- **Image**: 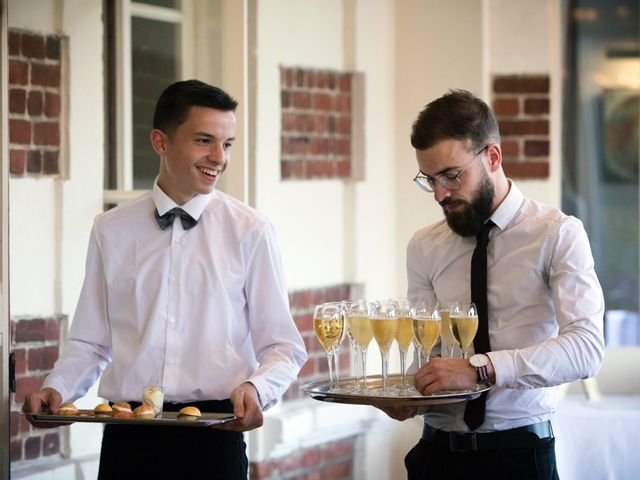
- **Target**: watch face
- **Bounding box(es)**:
[470,353,489,368]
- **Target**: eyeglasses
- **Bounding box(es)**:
[413,145,488,193]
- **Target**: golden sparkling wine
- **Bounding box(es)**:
[348,316,374,349]
[370,317,398,354]
[439,310,456,346]
[413,317,442,353]
[395,316,414,352]
[314,315,344,353]
[450,315,479,349]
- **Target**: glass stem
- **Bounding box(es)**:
[381,352,390,392]
[333,349,340,383]
[352,345,361,385]
[327,353,335,390]
[361,348,368,390]
[399,349,407,390]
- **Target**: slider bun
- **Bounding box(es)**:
[133,404,156,419]
[111,402,132,413]
[93,403,113,416]
[178,406,201,420]
[56,402,79,416]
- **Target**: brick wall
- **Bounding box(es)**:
[9,316,67,463]
[250,436,356,480]
[280,67,353,179]
[492,74,550,179]
[8,29,65,176]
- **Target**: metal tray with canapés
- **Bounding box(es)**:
[301,374,491,407]
[24,411,236,427]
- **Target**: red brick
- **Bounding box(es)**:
[30,63,61,88]
[307,70,317,88]
[24,435,41,460]
[337,116,351,135]
[10,411,21,437]
[14,375,45,404]
[42,432,60,456]
[9,88,26,113]
[8,30,20,56]
[493,97,519,116]
[290,290,312,310]
[45,318,61,341]
[28,345,59,371]
[9,60,29,85]
[499,119,548,136]
[20,414,31,433]
[313,115,328,134]
[33,122,60,146]
[44,92,61,117]
[501,140,519,157]
[335,138,351,156]
[282,68,293,88]
[294,312,313,331]
[13,348,27,375]
[28,90,44,116]
[339,74,352,93]
[524,140,550,157]
[289,136,310,155]
[296,69,306,87]
[321,459,353,478]
[292,91,311,109]
[27,150,42,173]
[313,93,332,111]
[316,72,327,89]
[335,160,351,177]
[15,319,46,343]
[303,335,323,356]
[502,161,549,178]
[493,75,549,94]
[327,117,336,133]
[21,33,45,59]
[10,149,26,175]
[44,151,60,175]
[311,137,329,156]
[335,94,351,113]
[524,97,550,115]
[46,36,61,60]
[251,460,279,479]
[298,358,316,377]
[307,160,334,178]
[9,119,31,144]
[327,73,337,90]
[10,439,22,462]
[282,113,296,131]
[281,91,291,108]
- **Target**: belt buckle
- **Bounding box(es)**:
[448,433,478,452]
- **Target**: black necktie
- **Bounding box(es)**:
[154,208,198,231]
[464,220,495,430]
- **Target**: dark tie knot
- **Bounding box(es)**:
[476,220,495,245]
[154,208,199,231]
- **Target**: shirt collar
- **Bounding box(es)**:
[488,179,523,231]
[152,181,214,221]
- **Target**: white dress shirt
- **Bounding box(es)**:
[407,181,605,432]
[44,183,307,410]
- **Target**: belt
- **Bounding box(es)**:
[422,421,554,452]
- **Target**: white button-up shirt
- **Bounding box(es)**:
[407,181,605,431]
[44,184,307,410]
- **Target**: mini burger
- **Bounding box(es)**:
[111,402,133,418]
[56,403,79,416]
[94,403,113,417]
[177,406,201,421]
[133,404,156,419]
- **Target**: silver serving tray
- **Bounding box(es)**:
[24,410,235,427]
[301,375,491,407]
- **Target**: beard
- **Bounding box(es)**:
[440,169,495,237]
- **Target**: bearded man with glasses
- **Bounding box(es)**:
[381,90,605,480]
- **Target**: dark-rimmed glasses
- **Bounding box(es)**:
[413,145,488,193]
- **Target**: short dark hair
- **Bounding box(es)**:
[410,89,500,152]
[153,80,238,135]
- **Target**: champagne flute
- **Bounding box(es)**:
[313,302,345,390]
[369,299,398,394]
[449,302,479,359]
[345,299,373,391]
[412,301,441,366]
[439,306,458,358]
[393,297,414,393]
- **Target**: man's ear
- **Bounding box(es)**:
[486,143,502,173]
[150,129,168,155]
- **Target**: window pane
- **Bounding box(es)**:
[134,0,180,9]
[131,17,181,190]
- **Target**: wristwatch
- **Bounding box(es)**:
[469,353,490,383]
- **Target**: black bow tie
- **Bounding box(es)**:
[154,208,198,231]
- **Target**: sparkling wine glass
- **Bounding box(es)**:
[449,302,479,359]
[345,299,373,391]
[313,302,345,390]
[393,297,414,393]
[369,299,398,394]
[438,305,458,358]
[412,301,441,367]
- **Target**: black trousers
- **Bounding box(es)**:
[405,432,559,480]
[97,400,247,480]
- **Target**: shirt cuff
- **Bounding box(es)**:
[486,350,517,388]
